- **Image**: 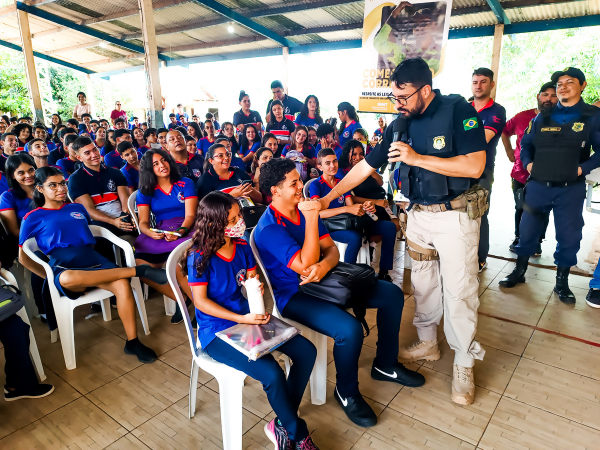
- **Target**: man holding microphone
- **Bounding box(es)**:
[319,57,488,405]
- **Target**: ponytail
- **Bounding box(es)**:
[337,102,359,136]
[32,166,64,208]
[239,90,248,102]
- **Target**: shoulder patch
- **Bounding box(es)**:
[463,118,478,130]
[526,120,533,134]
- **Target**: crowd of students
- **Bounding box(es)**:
[0,82,406,449]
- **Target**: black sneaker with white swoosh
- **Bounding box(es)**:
[334,386,377,428]
[371,362,426,387]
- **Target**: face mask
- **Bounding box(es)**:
[224,218,246,238]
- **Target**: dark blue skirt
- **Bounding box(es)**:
[47,245,118,299]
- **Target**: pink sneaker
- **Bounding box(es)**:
[296,435,320,449]
[264,418,292,450]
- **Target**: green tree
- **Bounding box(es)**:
[0,49,31,116]
[47,66,86,119]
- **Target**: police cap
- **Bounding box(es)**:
[551,67,585,85]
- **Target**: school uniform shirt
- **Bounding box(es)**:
[266,119,296,146]
[176,112,189,123]
[373,127,385,138]
[233,109,262,127]
[254,205,330,311]
[56,158,77,179]
[281,144,316,159]
[0,172,8,196]
[18,203,95,255]
[0,189,31,223]
[196,166,252,199]
[239,142,260,160]
[175,153,204,184]
[0,153,8,173]
[187,239,256,348]
[315,142,343,159]
[266,95,303,121]
[136,177,196,222]
[309,176,350,209]
[471,99,506,170]
[294,115,323,129]
[197,137,216,155]
[48,147,66,166]
[121,163,139,190]
[68,165,127,218]
[104,150,126,169]
[339,121,362,147]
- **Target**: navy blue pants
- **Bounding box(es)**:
[516,180,586,267]
[478,168,493,264]
[204,334,316,441]
[329,220,397,270]
[283,279,403,398]
[0,314,39,390]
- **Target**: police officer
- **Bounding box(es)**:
[500,67,600,304]
[319,58,488,406]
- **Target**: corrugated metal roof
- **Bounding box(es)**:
[0,0,598,74]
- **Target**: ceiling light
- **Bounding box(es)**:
[227,23,234,33]
[99,42,107,48]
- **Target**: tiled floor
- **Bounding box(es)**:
[2,252,600,450]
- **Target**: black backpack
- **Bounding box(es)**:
[0,284,24,322]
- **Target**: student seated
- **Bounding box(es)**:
[214,137,245,172]
[105,129,134,169]
[251,147,273,193]
[118,141,140,194]
[165,130,204,184]
[184,135,197,155]
[134,149,197,325]
[254,158,424,427]
[182,191,319,449]
[196,120,217,156]
[310,148,398,281]
[18,167,163,363]
[196,143,262,203]
[238,124,261,171]
[55,133,80,178]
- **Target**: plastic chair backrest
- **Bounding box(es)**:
[303,178,316,198]
[165,240,200,356]
[22,238,63,301]
[0,214,9,235]
[249,228,279,316]
[127,190,141,234]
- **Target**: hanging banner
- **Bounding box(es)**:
[359,0,453,113]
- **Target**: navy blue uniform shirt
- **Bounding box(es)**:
[472,99,506,170]
[520,99,600,176]
[266,95,303,121]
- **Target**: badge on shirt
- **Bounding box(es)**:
[236,269,247,286]
[432,136,445,150]
[177,192,184,203]
[193,169,201,178]
[343,130,350,138]
[70,212,86,220]
[572,122,584,132]
[541,127,561,132]
[107,179,116,191]
[463,118,478,130]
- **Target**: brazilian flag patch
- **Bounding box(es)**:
[463,118,478,130]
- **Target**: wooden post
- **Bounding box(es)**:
[282,46,290,93]
[490,24,504,100]
[138,0,164,128]
[16,9,44,122]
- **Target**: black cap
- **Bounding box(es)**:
[551,67,585,84]
[316,123,334,138]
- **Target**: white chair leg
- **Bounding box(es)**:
[189,360,199,419]
[309,332,328,406]
[100,297,112,322]
[15,307,46,382]
[164,296,176,316]
[50,328,58,343]
[357,243,370,265]
[404,242,412,269]
[219,374,244,450]
[143,283,149,300]
[113,245,123,267]
[334,241,348,263]
[55,304,77,370]
[131,278,150,335]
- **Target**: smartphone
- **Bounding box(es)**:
[150,228,181,237]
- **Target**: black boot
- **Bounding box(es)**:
[499,255,528,288]
[554,266,575,304]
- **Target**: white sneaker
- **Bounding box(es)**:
[452,364,475,405]
[398,339,440,363]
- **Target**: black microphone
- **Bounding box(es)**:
[389,117,408,172]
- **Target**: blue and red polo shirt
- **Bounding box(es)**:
[472,99,506,170]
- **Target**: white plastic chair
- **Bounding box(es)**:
[128,190,177,316]
[165,241,247,450]
[0,268,46,381]
[21,225,150,370]
[250,229,327,405]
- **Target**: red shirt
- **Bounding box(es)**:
[503,108,537,184]
[110,109,127,121]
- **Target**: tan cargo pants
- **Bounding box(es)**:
[406,208,485,367]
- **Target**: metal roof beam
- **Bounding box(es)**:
[14,2,172,61]
[189,0,296,47]
[451,0,583,17]
[284,22,362,36]
[0,37,95,74]
[85,54,145,67]
[81,0,189,26]
[485,0,511,24]
[46,40,104,55]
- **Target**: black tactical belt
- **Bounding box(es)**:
[531,178,584,188]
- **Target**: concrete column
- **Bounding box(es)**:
[490,24,504,100]
[282,46,290,93]
[138,0,164,128]
[16,9,44,122]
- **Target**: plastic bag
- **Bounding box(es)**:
[215,316,299,361]
[286,150,308,180]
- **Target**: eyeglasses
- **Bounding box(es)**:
[45,181,68,191]
[387,85,425,106]
[212,152,232,160]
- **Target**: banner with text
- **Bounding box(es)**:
[359,0,453,113]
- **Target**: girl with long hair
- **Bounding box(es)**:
[187,121,204,145]
[261,132,278,155]
[13,123,32,148]
[132,127,149,153]
[50,114,62,137]
[281,125,317,168]
[18,166,162,362]
[337,101,362,147]
[295,95,323,129]
[233,91,263,133]
[251,147,273,204]
[265,100,296,157]
[238,123,261,169]
[181,191,319,449]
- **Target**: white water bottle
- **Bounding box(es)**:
[245,277,265,315]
